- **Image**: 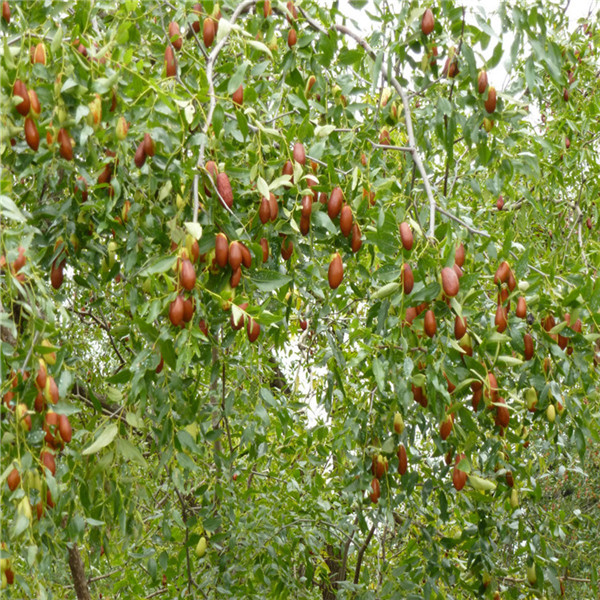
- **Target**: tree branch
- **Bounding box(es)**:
[68,543,91,600]
[353,521,377,584]
[302,15,438,239]
[192,0,258,223]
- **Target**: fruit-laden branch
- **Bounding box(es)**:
[302,10,578,289]
[67,543,91,600]
[299,8,438,239]
[191,0,258,223]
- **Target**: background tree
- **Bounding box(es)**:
[1,0,599,598]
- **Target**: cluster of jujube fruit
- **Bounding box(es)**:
[2,341,73,587]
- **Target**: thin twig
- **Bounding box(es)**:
[369,140,413,153]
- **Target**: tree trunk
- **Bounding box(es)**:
[68,543,91,600]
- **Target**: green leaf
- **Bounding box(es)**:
[247,40,273,60]
[257,176,270,199]
[213,103,224,138]
[250,270,292,292]
[0,195,27,222]
[372,282,400,300]
[227,61,249,95]
[141,256,177,276]
[185,222,203,240]
[51,26,63,54]
[116,438,147,467]
[82,424,118,455]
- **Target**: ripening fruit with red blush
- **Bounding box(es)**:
[369,477,380,503]
[397,444,408,475]
[215,233,229,267]
[282,160,293,177]
[25,118,40,151]
[440,414,453,440]
[134,141,146,168]
[228,242,243,271]
[402,263,414,295]
[455,242,465,267]
[260,238,269,263]
[32,43,46,66]
[477,70,488,94]
[58,128,73,160]
[328,253,343,289]
[7,468,20,491]
[231,302,248,331]
[281,237,293,261]
[351,223,362,253]
[216,172,233,208]
[58,414,72,443]
[246,317,260,343]
[13,80,30,116]
[495,303,508,332]
[144,133,155,157]
[203,17,215,48]
[495,397,510,428]
[516,296,526,318]
[452,454,467,491]
[424,309,436,337]
[339,205,353,236]
[179,259,196,291]
[288,28,297,48]
[168,21,182,50]
[293,142,306,165]
[494,261,510,285]
[421,8,434,35]
[328,187,343,219]
[441,267,459,297]
[399,222,413,251]
[269,193,278,221]
[50,260,65,289]
[299,215,310,236]
[28,89,41,118]
[484,372,499,404]
[169,295,184,327]
[41,450,56,476]
[232,85,243,107]
[454,315,467,339]
[259,197,271,224]
[165,45,177,77]
[484,86,497,113]
[301,195,313,218]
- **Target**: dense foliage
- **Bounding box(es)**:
[1,0,599,598]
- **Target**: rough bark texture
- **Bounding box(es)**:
[68,543,91,600]
[321,543,346,600]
